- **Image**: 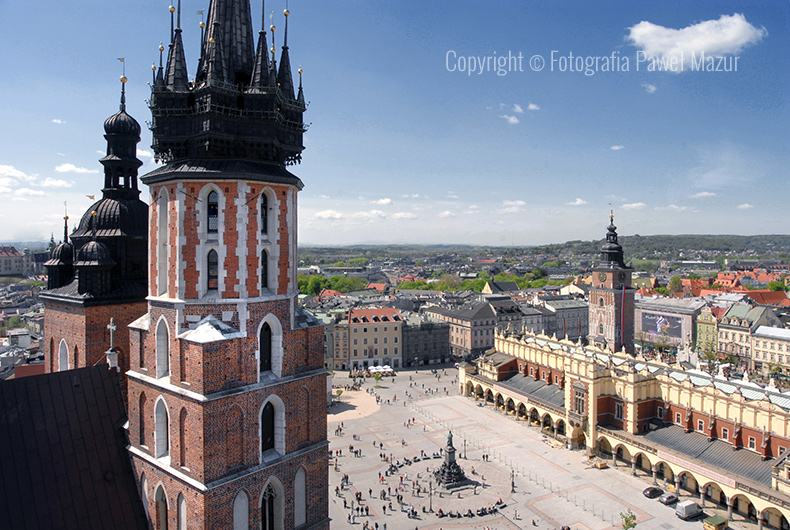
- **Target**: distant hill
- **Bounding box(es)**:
[298,234,790,263]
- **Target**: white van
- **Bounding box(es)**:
[675,499,703,520]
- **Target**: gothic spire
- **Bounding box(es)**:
[296,65,305,106]
[599,209,627,269]
[277,7,295,99]
[199,0,255,84]
[250,0,271,88]
[165,1,189,89]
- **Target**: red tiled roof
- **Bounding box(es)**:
[367,283,387,291]
[0,246,21,257]
[349,307,402,324]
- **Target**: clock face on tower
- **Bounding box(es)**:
[598,272,607,282]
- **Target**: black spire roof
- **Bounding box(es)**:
[148,0,306,167]
[45,80,148,303]
[598,211,628,269]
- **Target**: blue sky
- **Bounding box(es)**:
[0,1,787,246]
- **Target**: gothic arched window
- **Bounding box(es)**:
[207,191,219,233]
[260,323,272,373]
[261,250,269,291]
[155,398,170,459]
[156,319,170,379]
[207,250,219,291]
[260,402,275,453]
[260,194,268,235]
[139,393,147,446]
[261,483,276,530]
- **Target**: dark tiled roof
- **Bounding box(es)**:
[41,279,147,304]
[642,424,775,486]
[142,158,304,189]
[0,367,148,530]
[497,373,565,409]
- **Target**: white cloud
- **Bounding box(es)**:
[352,210,386,220]
[314,210,344,220]
[52,119,65,124]
[528,103,540,111]
[137,149,153,158]
[642,84,657,94]
[40,177,73,188]
[15,188,46,197]
[566,198,587,206]
[500,200,526,214]
[689,191,716,199]
[315,194,331,199]
[500,115,519,125]
[655,204,690,211]
[610,145,625,151]
[468,205,479,210]
[438,211,455,218]
[392,212,416,220]
[372,198,392,205]
[0,165,34,184]
[737,203,754,209]
[513,104,524,114]
[627,13,767,70]
[0,186,11,194]
[55,163,99,174]
[447,193,460,199]
[622,202,646,210]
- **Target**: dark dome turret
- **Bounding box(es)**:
[104,109,142,137]
[599,211,627,269]
[75,240,115,267]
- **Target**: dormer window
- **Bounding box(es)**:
[207,191,219,233]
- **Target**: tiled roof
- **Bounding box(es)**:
[642,424,774,486]
[0,246,22,257]
[349,307,402,324]
[0,366,148,530]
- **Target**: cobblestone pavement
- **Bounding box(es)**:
[328,365,761,530]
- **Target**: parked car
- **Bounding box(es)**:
[659,492,678,505]
[643,486,663,499]
[675,499,704,520]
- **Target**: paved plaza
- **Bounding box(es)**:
[328,365,762,529]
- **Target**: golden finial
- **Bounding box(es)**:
[298,66,303,75]
[270,24,276,32]
[270,45,275,54]
[92,210,98,217]
[200,21,205,29]
[120,75,128,83]
[152,63,157,71]
[284,9,290,17]
[159,42,165,52]
[209,36,215,44]
[169,5,175,13]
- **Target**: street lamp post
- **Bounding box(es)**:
[463,438,467,459]
[511,469,516,493]
[429,480,433,512]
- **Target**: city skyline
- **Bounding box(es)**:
[0,1,787,246]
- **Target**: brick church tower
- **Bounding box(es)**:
[588,211,635,355]
[127,1,328,529]
[42,78,149,397]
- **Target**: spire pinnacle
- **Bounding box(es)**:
[283,6,289,48]
[169,4,176,43]
[119,75,127,112]
[176,0,181,30]
[63,202,69,243]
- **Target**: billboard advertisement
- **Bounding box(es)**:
[641,312,683,338]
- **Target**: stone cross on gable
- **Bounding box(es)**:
[107,318,117,350]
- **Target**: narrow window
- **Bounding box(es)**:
[139,393,147,446]
[294,469,306,526]
[261,250,269,290]
[207,191,219,233]
[260,195,268,234]
[260,323,272,373]
[156,320,170,378]
[155,399,170,458]
[233,491,250,530]
[261,483,276,530]
[179,408,188,468]
[207,250,218,291]
[261,402,275,453]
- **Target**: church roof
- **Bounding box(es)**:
[0,367,148,530]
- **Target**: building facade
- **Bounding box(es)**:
[126,2,328,529]
[402,312,450,366]
[0,247,33,276]
[343,307,402,370]
[424,301,497,361]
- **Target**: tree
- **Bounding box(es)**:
[667,275,683,294]
[620,508,637,529]
[700,349,718,374]
[332,261,345,268]
[768,280,788,292]
[348,257,369,267]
